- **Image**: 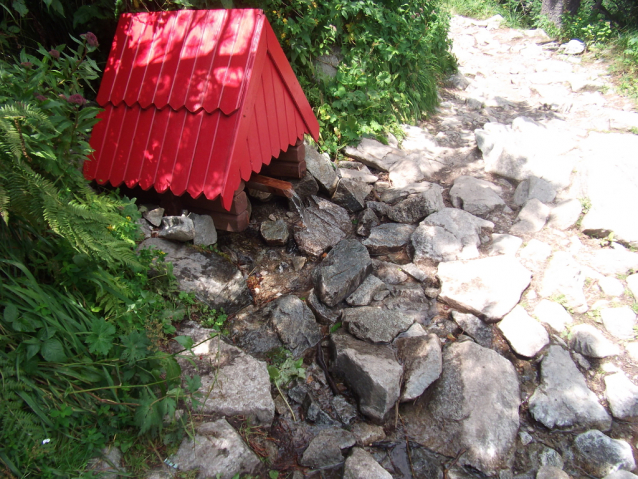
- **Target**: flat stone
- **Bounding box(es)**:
[338,167,378,184]
[343,447,393,479]
[387,189,445,224]
[584,248,638,277]
[260,219,289,246]
[518,239,552,272]
[379,182,441,205]
[357,208,380,236]
[300,427,356,469]
[573,430,635,478]
[140,238,250,314]
[529,346,612,430]
[372,259,409,284]
[307,289,342,324]
[399,263,429,282]
[294,196,352,256]
[332,178,373,213]
[547,199,582,230]
[513,176,556,206]
[489,234,523,256]
[188,213,217,246]
[438,255,532,322]
[346,275,387,306]
[173,323,275,426]
[305,145,339,194]
[570,323,621,358]
[451,311,493,348]
[450,176,505,217]
[363,223,416,255]
[540,252,588,313]
[601,306,636,339]
[351,422,386,446]
[330,332,403,422]
[343,138,404,172]
[498,305,549,358]
[605,372,638,419]
[143,206,164,227]
[510,198,550,235]
[403,341,520,475]
[343,307,413,343]
[396,333,442,401]
[263,295,321,358]
[170,419,262,478]
[599,277,625,297]
[536,466,569,479]
[159,215,195,242]
[388,152,444,187]
[313,239,372,307]
[533,300,573,333]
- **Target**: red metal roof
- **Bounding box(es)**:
[84,9,319,210]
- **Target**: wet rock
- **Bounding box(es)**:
[372,259,409,284]
[344,138,404,172]
[498,305,549,358]
[140,238,250,314]
[396,333,442,401]
[173,323,275,426]
[260,219,289,246]
[332,178,373,213]
[533,300,573,333]
[475,117,578,189]
[547,199,582,230]
[264,295,321,358]
[344,447,393,479]
[357,208,380,236]
[189,213,217,246]
[510,199,551,235]
[605,372,638,419]
[294,196,352,256]
[313,239,372,307]
[529,346,611,431]
[304,393,340,425]
[159,215,195,242]
[490,234,523,256]
[411,208,494,263]
[536,466,569,479]
[451,311,493,348]
[387,188,445,224]
[351,423,386,446]
[513,176,556,206]
[300,427,356,468]
[438,255,532,322]
[450,176,505,217]
[144,206,164,227]
[289,171,320,199]
[170,419,262,479]
[601,306,636,339]
[363,223,416,255]
[403,341,520,475]
[332,395,358,424]
[330,331,403,422]
[573,430,635,478]
[540,252,588,313]
[346,275,387,306]
[307,289,342,324]
[570,324,620,358]
[344,307,413,343]
[306,145,339,195]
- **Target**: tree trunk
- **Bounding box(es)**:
[541,0,582,27]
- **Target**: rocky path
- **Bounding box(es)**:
[95,15,638,479]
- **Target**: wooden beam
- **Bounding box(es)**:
[246,174,294,198]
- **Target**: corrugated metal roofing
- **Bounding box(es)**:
[84,9,319,210]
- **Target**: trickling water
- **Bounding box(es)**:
[289,190,308,227]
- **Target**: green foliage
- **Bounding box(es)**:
[264,0,456,154]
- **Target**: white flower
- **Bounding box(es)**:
[42,438,51,445]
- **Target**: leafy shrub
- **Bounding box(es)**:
[264,0,456,153]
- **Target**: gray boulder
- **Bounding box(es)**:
[547,199,582,230]
[379,182,441,205]
[137,218,152,239]
[330,332,403,422]
[260,219,289,246]
[540,252,588,313]
[143,206,164,227]
[497,305,549,358]
[357,208,380,237]
[344,448,393,479]
[305,145,338,194]
[170,419,262,479]
[570,323,620,358]
[372,259,409,284]
[489,234,523,256]
[289,171,320,199]
[300,427,356,469]
[189,213,217,246]
[451,311,493,348]
[533,300,573,333]
[159,215,195,242]
[140,238,250,314]
[343,138,404,172]
[573,430,636,478]
[450,176,505,217]
[173,323,275,426]
[510,198,551,235]
[529,346,611,430]
[396,333,442,401]
[294,196,352,256]
[332,178,373,213]
[307,289,342,324]
[605,372,638,419]
[513,176,556,206]
[403,341,520,475]
[346,275,387,306]
[338,167,378,184]
[263,295,321,358]
[601,306,636,340]
[313,239,372,307]
[438,255,531,322]
[387,188,445,223]
[343,307,414,343]
[363,223,416,255]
